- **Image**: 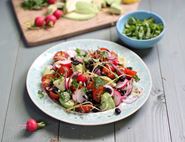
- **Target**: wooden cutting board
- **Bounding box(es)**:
[12,0,139,46]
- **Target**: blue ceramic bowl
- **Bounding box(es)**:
[116,10,166,49]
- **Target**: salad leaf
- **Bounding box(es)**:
[99,50,108,58]
[75,48,87,57]
[22,0,47,10]
[100,92,115,111]
[60,92,71,102]
[37,90,46,98]
[123,17,164,40]
[71,79,79,89]
[133,75,140,82]
[93,76,106,88]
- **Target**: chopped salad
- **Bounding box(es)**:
[40,47,142,113]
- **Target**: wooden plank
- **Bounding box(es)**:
[1,41,63,142]
[150,0,185,141]
[114,0,171,141]
[12,0,139,46]
[0,0,20,141]
[58,29,115,142]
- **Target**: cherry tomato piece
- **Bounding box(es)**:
[124,68,137,77]
[92,86,104,102]
[77,104,93,113]
[49,91,60,100]
[53,51,69,61]
[58,66,72,77]
[41,74,55,89]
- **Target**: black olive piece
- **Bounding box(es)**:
[120,90,126,96]
[85,63,94,71]
[49,81,53,87]
[118,75,126,82]
[83,95,88,100]
[71,57,82,65]
[86,90,93,97]
[70,57,75,61]
[104,87,112,94]
[86,90,93,95]
[92,108,100,112]
[88,59,94,64]
[52,86,59,93]
[127,67,133,70]
[72,60,81,65]
[115,108,121,115]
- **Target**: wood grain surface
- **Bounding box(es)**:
[12,0,139,46]
[151,0,185,141]
[0,0,20,140]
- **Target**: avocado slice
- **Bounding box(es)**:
[64,12,96,21]
[109,3,123,15]
[100,92,115,111]
[53,78,65,91]
[43,66,55,75]
[59,99,75,109]
[76,1,99,14]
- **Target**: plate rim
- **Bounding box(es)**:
[26,39,152,126]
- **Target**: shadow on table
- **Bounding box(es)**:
[116,39,154,60]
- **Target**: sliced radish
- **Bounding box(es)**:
[116,79,129,89]
[111,64,123,75]
[113,90,122,106]
[108,52,116,60]
[95,69,101,75]
[72,89,86,103]
[64,77,69,90]
[67,77,72,89]
[66,50,77,57]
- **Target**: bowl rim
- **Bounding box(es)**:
[116,10,166,42]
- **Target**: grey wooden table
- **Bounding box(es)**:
[1,0,185,141]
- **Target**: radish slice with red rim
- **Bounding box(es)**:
[116,79,129,89]
[108,52,116,60]
[72,89,86,103]
[113,90,122,106]
[66,50,77,57]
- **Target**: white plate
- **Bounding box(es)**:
[26,39,152,126]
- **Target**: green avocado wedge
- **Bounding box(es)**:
[76,1,99,14]
[100,92,115,111]
[59,99,75,109]
[64,12,96,21]
[108,3,123,15]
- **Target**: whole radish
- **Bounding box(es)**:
[26,118,46,132]
[45,15,57,27]
[53,10,63,19]
[35,16,45,27]
[47,0,56,4]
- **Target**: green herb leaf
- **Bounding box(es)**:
[133,75,140,82]
[75,48,87,57]
[22,0,47,10]
[123,17,164,40]
[93,76,106,88]
[71,79,79,89]
[37,90,45,98]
